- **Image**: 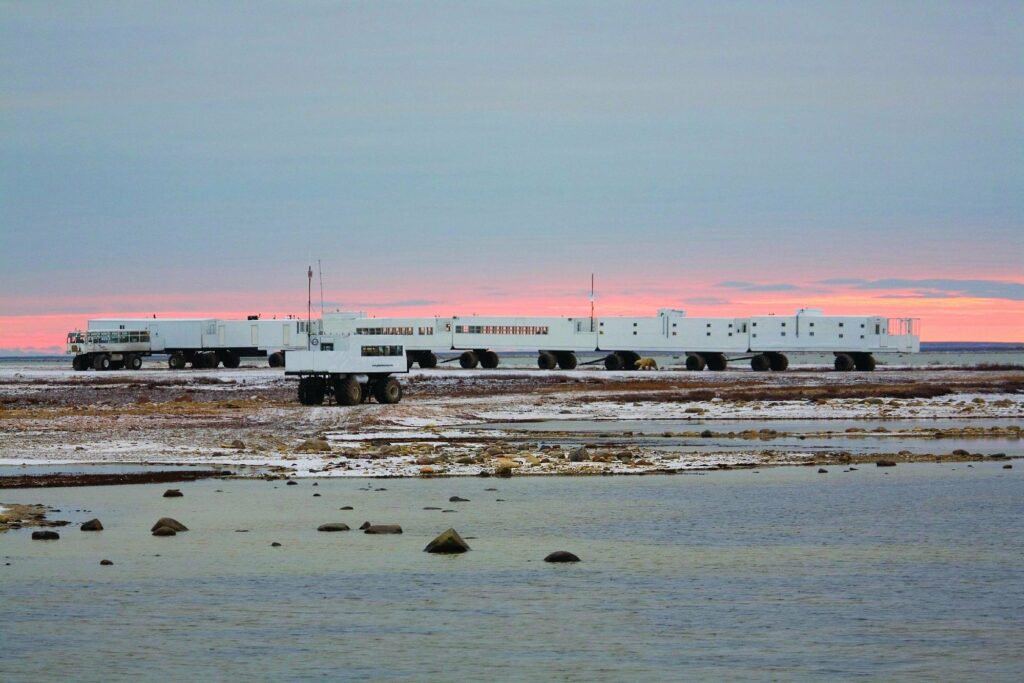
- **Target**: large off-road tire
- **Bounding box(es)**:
[168,352,186,370]
[459,351,479,369]
[127,354,143,371]
[298,377,325,405]
[604,353,623,371]
[686,354,706,371]
[854,353,876,372]
[538,351,557,370]
[92,354,110,371]
[72,355,88,371]
[334,376,362,406]
[419,351,438,369]
[556,352,577,370]
[373,377,403,404]
[706,353,727,371]
[618,351,640,371]
[222,351,241,369]
[268,351,284,368]
[206,352,220,369]
[768,352,789,372]
[480,350,500,369]
[750,354,770,372]
[834,353,855,372]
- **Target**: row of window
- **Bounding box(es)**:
[360,345,404,357]
[71,331,151,344]
[356,327,415,336]
[454,325,550,335]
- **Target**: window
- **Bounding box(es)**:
[361,345,403,357]
[320,343,334,351]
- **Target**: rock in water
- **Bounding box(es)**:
[1003,464,1012,469]
[876,460,897,467]
[359,521,371,530]
[163,489,183,498]
[271,542,282,547]
[544,551,580,563]
[818,468,828,474]
[31,530,60,540]
[150,517,188,532]
[286,480,298,486]
[339,506,354,510]
[317,523,350,532]
[364,524,403,535]
[424,528,471,554]
[449,496,470,502]
[568,447,589,462]
[81,518,104,531]
[152,526,177,537]
[494,466,513,478]
[100,559,113,566]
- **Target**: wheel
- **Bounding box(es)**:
[168,352,186,370]
[618,351,640,371]
[373,377,403,404]
[854,353,876,371]
[556,352,577,370]
[420,351,438,369]
[268,352,284,368]
[538,351,557,370]
[109,360,125,370]
[191,353,206,369]
[768,353,789,372]
[222,351,241,369]
[93,354,110,371]
[459,351,479,369]
[480,350,499,369]
[706,353,727,371]
[206,353,220,369]
[297,377,325,405]
[834,353,855,372]
[126,354,143,370]
[603,353,623,371]
[334,376,362,406]
[686,354,706,371]
[72,355,88,371]
[750,354,770,372]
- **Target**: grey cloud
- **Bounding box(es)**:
[831,278,1024,301]
[717,281,799,292]
[685,297,732,306]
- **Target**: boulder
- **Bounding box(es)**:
[424,528,471,554]
[152,526,177,537]
[271,542,282,547]
[296,438,331,453]
[449,496,470,502]
[1003,464,1013,469]
[31,530,60,540]
[493,466,513,478]
[544,551,580,563]
[313,493,321,497]
[364,524,403,535]
[80,518,104,531]
[286,480,298,486]
[317,523,350,532]
[423,506,441,510]
[163,489,183,498]
[568,447,589,462]
[150,517,188,532]
[100,559,113,566]
[339,505,354,510]
[359,521,371,530]
[875,460,897,468]
[818,468,828,474]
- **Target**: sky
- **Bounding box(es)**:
[1,1,1022,352]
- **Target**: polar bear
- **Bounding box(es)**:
[635,357,658,371]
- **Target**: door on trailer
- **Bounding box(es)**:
[250,325,259,346]
[282,324,290,346]
[218,325,226,346]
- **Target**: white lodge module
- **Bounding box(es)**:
[285,335,408,406]
[323,308,920,372]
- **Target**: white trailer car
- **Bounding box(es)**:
[87,317,313,369]
[66,329,152,371]
[285,334,408,406]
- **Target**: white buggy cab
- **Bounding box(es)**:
[285,335,409,406]
[66,329,152,371]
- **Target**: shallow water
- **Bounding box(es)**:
[2,463,1021,681]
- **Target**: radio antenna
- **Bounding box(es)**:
[318,259,324,317]
[590,273,595,332]
[307,264,313,350]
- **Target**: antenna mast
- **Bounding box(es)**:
[318,259,324,316]
[590,273,595,332]
[307,264,313,350]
